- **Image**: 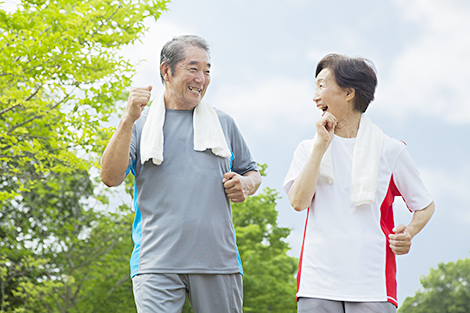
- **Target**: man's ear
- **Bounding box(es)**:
[160,62,171,82]
[345,88,355,102]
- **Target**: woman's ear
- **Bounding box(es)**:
[345,88,355,102]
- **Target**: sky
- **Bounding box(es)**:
[4,0,470,307]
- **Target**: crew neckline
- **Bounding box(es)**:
[334,134,357,141]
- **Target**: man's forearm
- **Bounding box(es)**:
[100,116,134,187]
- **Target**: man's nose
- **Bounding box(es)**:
[194,71,205,84]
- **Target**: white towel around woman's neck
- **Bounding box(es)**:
[316,114,384,206]
[140,92,231,165]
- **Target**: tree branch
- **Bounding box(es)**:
[7,114,44,133]
[0,103,21,116]
[0,84,43,117]
[25,84,43,101]
[106,274,129,298]
[38,294,53,313]
[7,91,72,133]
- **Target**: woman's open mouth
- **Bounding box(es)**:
[318,105,328,112]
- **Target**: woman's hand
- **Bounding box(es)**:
[315,112,337,148]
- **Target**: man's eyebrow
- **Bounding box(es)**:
[188,60,211,67]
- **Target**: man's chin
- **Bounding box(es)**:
[188,97,203,106]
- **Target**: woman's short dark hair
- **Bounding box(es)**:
[160,35,210,83]
[315,54,377,113]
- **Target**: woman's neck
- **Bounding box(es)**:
[334,111,362,138]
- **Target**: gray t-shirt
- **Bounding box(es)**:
[127,107,257,277]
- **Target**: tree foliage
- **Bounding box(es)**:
[399,258,470,313]
[0,0,168,203]
[0,0,167,311]
[0,168,138,312]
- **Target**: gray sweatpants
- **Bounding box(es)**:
[132,273,243,313]
[298,297,397,313]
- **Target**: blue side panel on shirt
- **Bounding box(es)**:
[128,160,142,278]
[229,149,244,275]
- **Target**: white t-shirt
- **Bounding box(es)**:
[284,134,433,306]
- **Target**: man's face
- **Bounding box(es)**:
[164,45,211,110]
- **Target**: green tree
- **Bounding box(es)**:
[0,169,137,312]
[399,258,470,313]
[0,0,168,203]
[0,0,167,311]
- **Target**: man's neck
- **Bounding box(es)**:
[164,91,198,110]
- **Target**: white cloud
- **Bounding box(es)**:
[1,0,20,13]
[378,0,470,123]
[418,165,470,225]
[210,75,321,135]
[420,166,470,203]
[306,48,334,65]
[282,0,311,6]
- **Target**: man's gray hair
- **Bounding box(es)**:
[160,35,210,83]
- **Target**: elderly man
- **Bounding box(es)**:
[101,35,261,313]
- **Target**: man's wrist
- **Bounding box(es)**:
[120,112,137,128]
[243,175,257,196]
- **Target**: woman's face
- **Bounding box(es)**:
[314,68,350,118]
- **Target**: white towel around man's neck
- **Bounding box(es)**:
[140,92,231,165]
[316,114,384,206]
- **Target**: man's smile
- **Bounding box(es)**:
[188,86,202,94]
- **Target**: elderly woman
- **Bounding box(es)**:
[284,54,435,313]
